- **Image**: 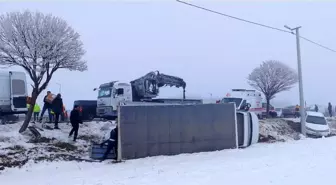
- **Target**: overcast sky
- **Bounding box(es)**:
[1,1,335,108]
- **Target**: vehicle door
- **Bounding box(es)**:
[10,72,27,112]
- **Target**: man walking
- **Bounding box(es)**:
[51,94,63,129]
[100,126,118,161]
[39,91,53,123]
[69,105,83,142]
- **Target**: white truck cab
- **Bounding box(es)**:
[236,110,259,148]
[96,81,133,119]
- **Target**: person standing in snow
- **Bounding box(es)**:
[33,103,41,122]
[328,102,333,117]
[314,104,319,112]
[39,91,53,123]
[100,126,118,161]
[295,105,300,118]
[51,94,63,129]
[69,105,83,142]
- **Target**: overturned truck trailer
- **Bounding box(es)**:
[95,71,202,120]
[90,103,259,160]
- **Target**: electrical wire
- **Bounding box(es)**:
[300,36,336,53]
[176,0,336,53]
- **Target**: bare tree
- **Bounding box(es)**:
[0,11,87,133]
[248,60,298,117]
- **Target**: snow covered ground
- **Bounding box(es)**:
[0,118,311,170]
[0,121,115,169]
[2,137,336,185]
[2,118,336,185]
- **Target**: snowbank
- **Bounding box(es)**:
[0,121,115,170]
[259,119,300,143]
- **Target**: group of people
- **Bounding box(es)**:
[317,102,335,117]
[28,91,66,128]
[311,103,334,117]
[27,91,117,161]
[37,91,64,129]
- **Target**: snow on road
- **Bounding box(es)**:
[2,137,336,185]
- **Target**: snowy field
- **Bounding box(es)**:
[0,121,116,169]
[2,137,336,185]
[1,118,336,185]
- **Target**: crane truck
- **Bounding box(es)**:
[94,71,202,120]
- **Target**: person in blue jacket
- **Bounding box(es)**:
[100,126,118,161]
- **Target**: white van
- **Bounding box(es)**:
[221,89,263,117]
[0,71,28,116]
[305,111,330,137]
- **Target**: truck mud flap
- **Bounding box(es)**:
[89,143,116,160]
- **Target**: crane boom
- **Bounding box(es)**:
[130,71,186,101]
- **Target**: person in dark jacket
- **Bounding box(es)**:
[39,91,53,123]
[69,105,83,142]
[51,93,63,129]
[100,126,118,161]
[328,102,333,117]
[314,104,319,112]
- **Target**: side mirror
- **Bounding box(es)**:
[93,88,97,91]
[244,103,251,111]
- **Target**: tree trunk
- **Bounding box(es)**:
[266,98,271,118]
[19,89,38,133]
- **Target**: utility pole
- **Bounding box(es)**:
[56,83,62,94]
[284,25,306,136]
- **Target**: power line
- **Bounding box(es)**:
[176,0,336,53]
[300,36,336,53]
[176,0,291,34]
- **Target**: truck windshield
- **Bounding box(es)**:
[98,88,112,98]
[221,98,242,107]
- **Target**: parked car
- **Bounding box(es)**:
[305,111,330,137]
[275,108,283,117]
[282,105,297,118]
[73,100,97,121]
